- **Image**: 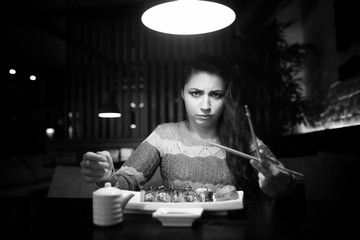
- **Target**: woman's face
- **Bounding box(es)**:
[181,72,225,129]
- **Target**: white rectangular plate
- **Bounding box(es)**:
[123,190,244,214]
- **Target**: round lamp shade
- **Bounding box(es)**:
[141,0,236,35]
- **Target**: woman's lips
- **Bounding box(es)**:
[197,115,212,120]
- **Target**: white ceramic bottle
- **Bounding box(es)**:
[92,182,134,226]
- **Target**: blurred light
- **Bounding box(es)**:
[120,148,134,161]
[141,0,236,35]
[130,124,137,129]
[68,126,73,139]
[30,75,36,81]
[130,102,137,108]
[98,112,122,118]
[9,69,16,74]
[139,102,145,108]
[46,128,55,139]
[296,119,360,134]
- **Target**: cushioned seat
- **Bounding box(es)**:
[47,166,96,198]
[0,154,54,197]
[47,165,163,198]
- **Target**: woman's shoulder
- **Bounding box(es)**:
[156,121,184,129]
[154,121,187,139]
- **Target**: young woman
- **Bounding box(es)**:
[80,55,303,201]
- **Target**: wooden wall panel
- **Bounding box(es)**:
[66,11,235,139]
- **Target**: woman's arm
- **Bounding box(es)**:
[96,128,163,191]
[96,141,161,191]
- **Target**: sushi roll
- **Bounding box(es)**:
[169,185,181,202]
[195,186,213,202]
[142,186,157,202]
[156,186,172,202]
[182,185,198,202]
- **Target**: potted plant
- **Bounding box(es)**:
[230,21,312,142]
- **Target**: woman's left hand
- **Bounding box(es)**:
[250,157,294,198]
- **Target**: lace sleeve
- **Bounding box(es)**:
[95,138,161,191]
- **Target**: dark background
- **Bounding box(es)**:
[1,0,360,158]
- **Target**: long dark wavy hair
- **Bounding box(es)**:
[181,55,259,196]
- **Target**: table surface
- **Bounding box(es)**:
[1,197,358,240]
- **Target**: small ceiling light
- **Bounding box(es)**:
[9,69,16,74]
[46,128,55,139]
[30,75,36,81]
[130,102,137,108]
[98,91,121,118]
[141,0,236,35]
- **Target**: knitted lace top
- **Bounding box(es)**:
[106,121,275,191]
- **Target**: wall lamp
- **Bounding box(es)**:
[98,91,121,118]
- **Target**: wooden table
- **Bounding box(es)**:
[1,197,357,240]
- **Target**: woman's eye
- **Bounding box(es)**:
[190,91,201,97]
[210,92,224,99]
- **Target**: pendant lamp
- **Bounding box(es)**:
[141,0,236,35]
[98,91,121,118]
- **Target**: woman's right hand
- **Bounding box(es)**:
[80,151,114,183]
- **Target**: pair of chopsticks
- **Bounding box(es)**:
[209,105,304,179]
[209,142,304,178]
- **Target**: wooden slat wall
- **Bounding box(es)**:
[66,11,235,139]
